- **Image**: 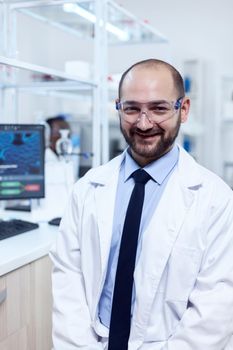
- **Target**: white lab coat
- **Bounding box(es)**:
[43,148,76,219]
[50,146,233,350]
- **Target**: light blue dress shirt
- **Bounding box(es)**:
[98,145,179,328]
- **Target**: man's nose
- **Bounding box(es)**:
[136,112,153,130]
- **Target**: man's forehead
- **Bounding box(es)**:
[121,65,175,96]
[123,66,173,87]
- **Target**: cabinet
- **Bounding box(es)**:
[0,0,168,167]
[0,255,52,350]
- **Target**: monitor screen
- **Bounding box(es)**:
[0,124,45,200]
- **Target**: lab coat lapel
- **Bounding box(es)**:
[93,157,123,276]
[140,146,201,283]
[94,180,117,273]
[139,172,195,282]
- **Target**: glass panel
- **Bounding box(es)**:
[11,1,96,40]
[107,2,167,44]
[6,1,167,45]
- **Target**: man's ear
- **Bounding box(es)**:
[181,97,190,123]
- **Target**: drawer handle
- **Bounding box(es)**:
[0,289,7,304]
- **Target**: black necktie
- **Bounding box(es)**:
[108,169,151,350]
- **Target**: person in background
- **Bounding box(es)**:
[50,59,233,350]
[44,115,76,220]
[46,115,71,157]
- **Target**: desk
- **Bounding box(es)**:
[0,222,58,277]
[0,211,59,349]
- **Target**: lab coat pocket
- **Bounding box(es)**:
[145,245,202,342]
[165,245,201,302]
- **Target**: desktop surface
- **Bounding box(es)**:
[0,209,58,276]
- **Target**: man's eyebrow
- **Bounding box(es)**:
[122,99,169,104]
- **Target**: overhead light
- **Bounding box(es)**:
[64,3,96,23]
[63,3,129,41]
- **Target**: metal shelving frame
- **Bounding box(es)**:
[0,0,168,166]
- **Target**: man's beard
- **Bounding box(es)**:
[120,116,181,162]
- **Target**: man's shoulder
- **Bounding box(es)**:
[178,146,233,201]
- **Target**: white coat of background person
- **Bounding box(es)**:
[43,117,76,220]
[50,59,233,350]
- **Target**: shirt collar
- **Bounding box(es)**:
[123,145,179,185]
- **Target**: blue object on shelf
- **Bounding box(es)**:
[183,135,192,153]
[184,76,192,93]
[71,134,80,148]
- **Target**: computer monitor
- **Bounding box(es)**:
[0,124,45,207]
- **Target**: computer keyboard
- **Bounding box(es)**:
[0,219,39,240]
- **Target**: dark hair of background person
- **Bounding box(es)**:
[46,115,69,129]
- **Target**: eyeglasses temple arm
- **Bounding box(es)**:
[116,101,121,110]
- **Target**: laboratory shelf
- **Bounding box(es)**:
[0,55,97,89]
[8,0,168,45]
